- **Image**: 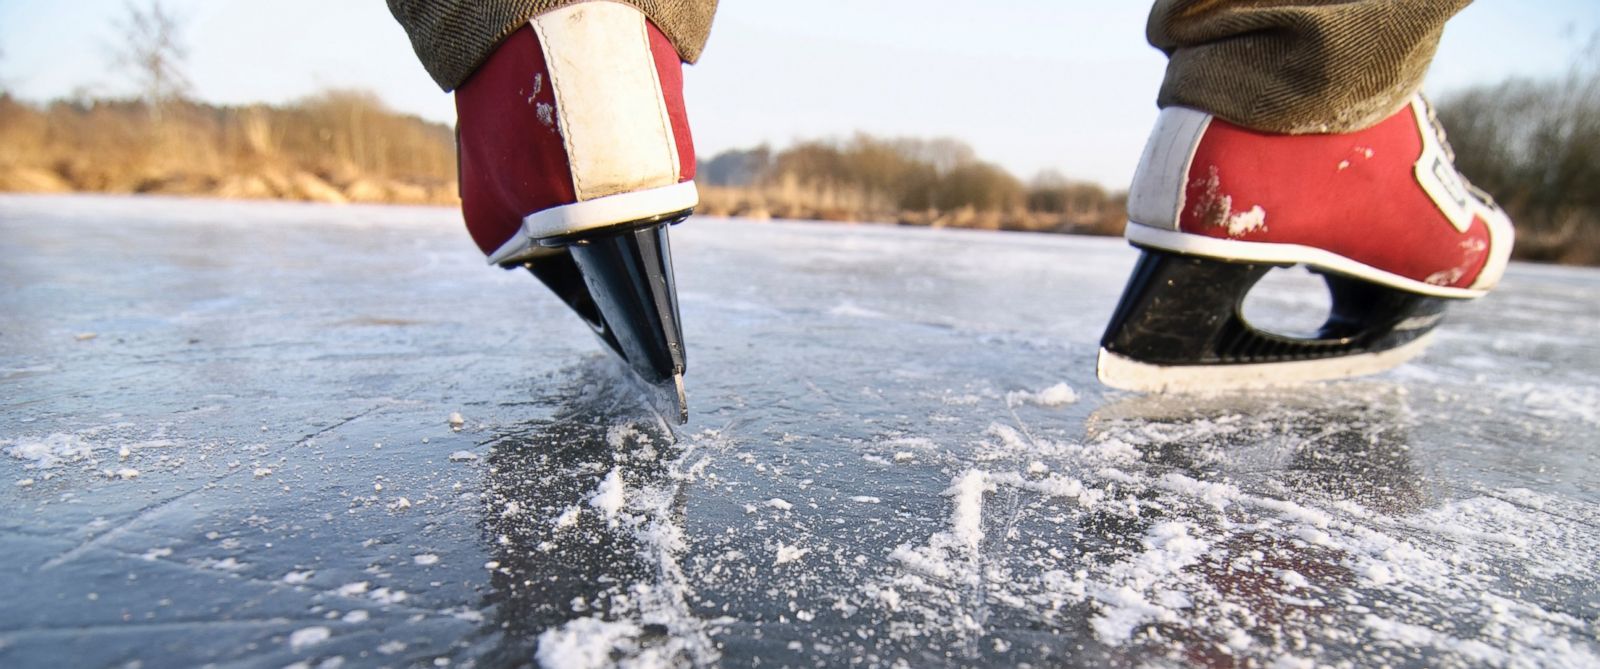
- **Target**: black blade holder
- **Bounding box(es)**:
[1101,248,1450,368]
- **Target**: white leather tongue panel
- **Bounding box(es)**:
[1409,96,1474,234]
[531,2,681,202]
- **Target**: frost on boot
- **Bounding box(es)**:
[454,3,697,421]
[1099,95,1514,392]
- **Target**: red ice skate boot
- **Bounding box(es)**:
[455,2,698,420]
[1099,94,1514,392]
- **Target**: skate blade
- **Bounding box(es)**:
[1096,332,1435,393]
[536,216,688,423]
[1098,248,1451,393]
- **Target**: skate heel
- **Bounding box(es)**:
[1097,249,1450,392]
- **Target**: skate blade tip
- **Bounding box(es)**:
[637,373,687,427]
[671,373,688,425]
[1096,334,1435,394]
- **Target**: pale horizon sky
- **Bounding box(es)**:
[1,1,1595,188]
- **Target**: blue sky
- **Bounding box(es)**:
[1,0,1595,187]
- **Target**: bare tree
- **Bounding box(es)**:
[111,1,191,116]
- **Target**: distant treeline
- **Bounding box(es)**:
[0,91,457,205]
[695,68,1600,264]
[696,137,1127,236]
[1,66,1595,265]
[1437,65,1600,265]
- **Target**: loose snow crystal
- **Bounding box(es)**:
[553,505,582,529]
[774,543,810,566]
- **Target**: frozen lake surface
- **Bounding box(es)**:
[2,194,1597,668]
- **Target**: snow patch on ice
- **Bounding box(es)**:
[511,424,721,666]
[535,617,642,669]
[1090,521,1210,644]
[876,436,937,451]
[862,399,1600,665]
[827,302,888,319]
[196,556,248,572]
[368,587,407,605]
[945,470,993,552]
[588,468,626,524]
[1005,382,1079,407]
[889,470,994,585]
[333,581,369,597]
[288,626,331,651]
[774,543,810,566]
[4,433,99,469]
[3,427,178,479]
[1508,382,1600,426]
[553,505,582,529]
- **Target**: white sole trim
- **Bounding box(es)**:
[1125,224,1485,300]
[486,181,697,265]
[1096,332,1436,393]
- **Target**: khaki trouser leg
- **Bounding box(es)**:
[388,0,720,91]
[1149,0,1472,133]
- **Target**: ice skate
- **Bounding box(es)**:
[1099,95,1514,392]
[455,3,697,421]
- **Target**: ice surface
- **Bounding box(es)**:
[2,195,1598,667]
